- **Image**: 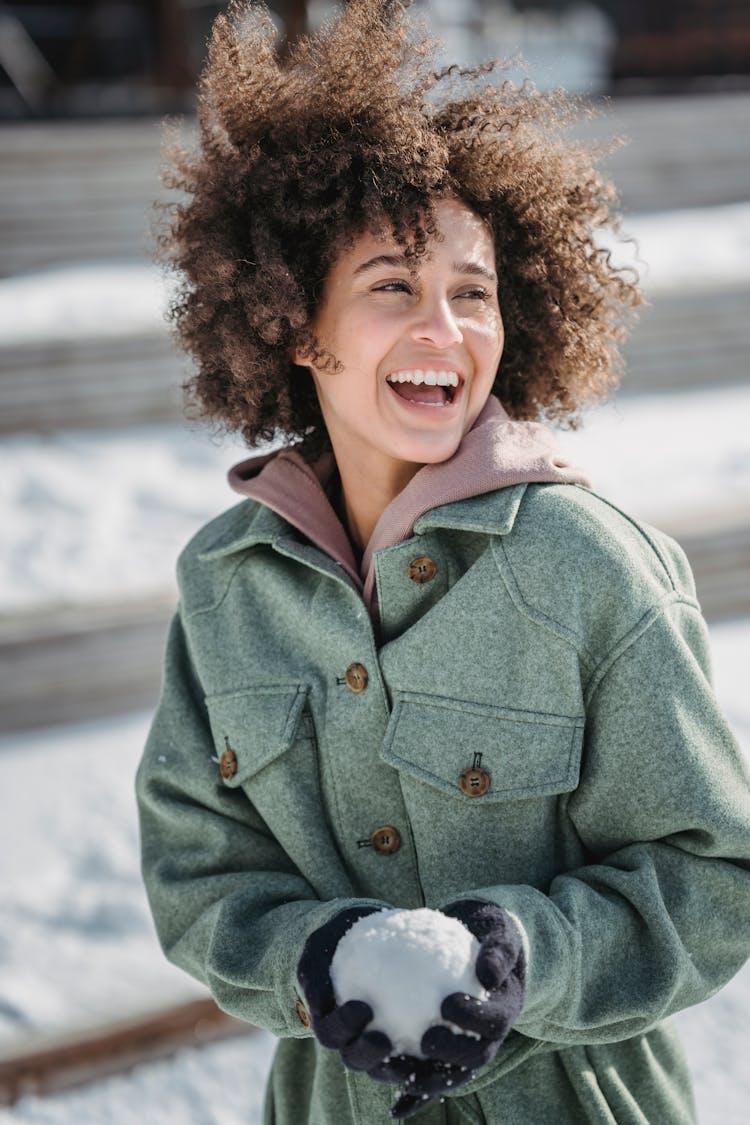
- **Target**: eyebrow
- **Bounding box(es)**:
[352,253,497,283]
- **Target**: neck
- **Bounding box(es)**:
[333,454,421,553]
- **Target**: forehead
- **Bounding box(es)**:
[335,198,495,274]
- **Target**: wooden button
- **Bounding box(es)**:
[371,825,401,856]
[295,997,311,1028]
[344,663,368,693]
[407,556,438,584]
[459,766,490,797]
[219,746,238,779]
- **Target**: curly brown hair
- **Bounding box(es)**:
[158,0,640,455]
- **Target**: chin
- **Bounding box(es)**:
[397,433,464,466]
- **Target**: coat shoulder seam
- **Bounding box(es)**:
[583,593,702,704]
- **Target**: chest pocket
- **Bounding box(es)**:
[204,683,354,901]
[382,690,583,802]
[205,683,310,788]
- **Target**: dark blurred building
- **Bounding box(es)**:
[605,0,750,90]
[0,0,309,117]
[515,0,750,91]
[1,0,749,117]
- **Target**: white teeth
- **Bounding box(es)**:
[386,369,461,387]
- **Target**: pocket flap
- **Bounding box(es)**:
[382,691,583,801]
[205,683,309,786]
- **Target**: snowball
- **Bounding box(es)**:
[330,908,487,1057]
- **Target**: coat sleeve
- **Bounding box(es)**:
[441,596,750,1045]
[136,610,387,1037]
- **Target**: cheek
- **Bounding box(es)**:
[319,315,374,370]
[311,366,377,425]
[471,318,505,365]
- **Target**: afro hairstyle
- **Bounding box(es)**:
[157,0,640,455]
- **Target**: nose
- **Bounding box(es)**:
[410,295,463,349]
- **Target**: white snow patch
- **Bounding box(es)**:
[556,383,750,532]
[0,424,256,611]
[0,263,176,347]
[601,202,750,292]
[332,908,486,1057]
[0,711,205,1054]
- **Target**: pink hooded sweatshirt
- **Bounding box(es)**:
[228,395,591,621]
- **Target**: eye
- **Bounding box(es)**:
[372,280,413,294]
[456,287,491,301]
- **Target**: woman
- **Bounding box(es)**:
[137,2,750,1122]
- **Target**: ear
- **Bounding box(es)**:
[290,329,314,368]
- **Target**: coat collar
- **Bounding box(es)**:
[199,482,529,562]
[198,501,291,561]
[413,482,527,537]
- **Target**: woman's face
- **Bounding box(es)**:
[298,197,504,483]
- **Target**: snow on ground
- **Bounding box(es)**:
[0,617,748,1121]
[0,710,204,1055]
[0,203,749,348]
[1,382,749,612]
[0,424,250,611]
[599,201,750,292]
[0,264,172,348]
[0,1032,278,1124]
[555,382,750,533]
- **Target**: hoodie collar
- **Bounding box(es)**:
[211,398,590,603]
[356,396,589,605]
[222,445,361,584]
[201,469,526,563]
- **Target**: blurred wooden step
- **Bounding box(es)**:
[579,91,750,212]
[0,595,174,733]
[0,333,186,432]
[0,119,182,276]
[674,521,750,624]
[622,283,750,393]
[2,94,750,276]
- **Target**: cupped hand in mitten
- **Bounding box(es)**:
[386,901,526,1119]
[383,1052,479,1119]
[298,901,525,1120]
[296,906,393,1073]
[384,1006,511,1120]
[428,899,526,1062]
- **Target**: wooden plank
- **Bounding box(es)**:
[0,204,158,226]
[0,998,252,1107]
[0,334,186,430]
[623,283,750,391]
[0,596,174,732]
[1,94,749,276]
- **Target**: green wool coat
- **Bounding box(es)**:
[136,481,750,1125]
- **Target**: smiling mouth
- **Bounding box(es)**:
[385,369,462,407]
